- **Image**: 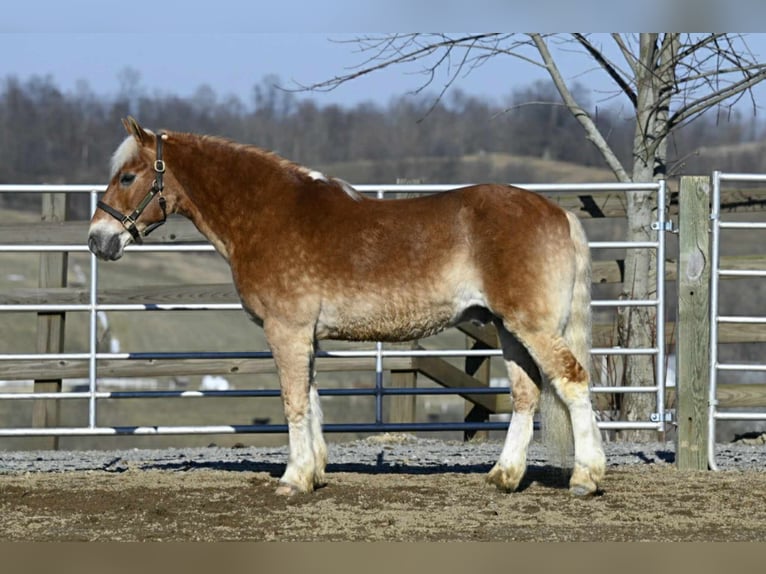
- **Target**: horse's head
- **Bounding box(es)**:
[88,116,171,260]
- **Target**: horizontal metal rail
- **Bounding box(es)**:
[717,316,766,324]
[355,182,663,194]
[718,270,766,278]
[589,241,659,249]
[0,386,510,401]
[0,185,101,193]
[0,422,513,437]
[0,418,666,438]
[716,363,766,372]
[0,383,658,401]
[713,412,766,421]
[719,221,766,230]
[0,303,243,312]
[0,244,216,253]
[717,173,766,182]
[0,300,660,313]
[592,300,659,308]
[0,182,665,194]
[0,241,656,254]
[0,343,659,362]
[590,385,659,394]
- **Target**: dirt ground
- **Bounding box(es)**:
[1,462,765,541]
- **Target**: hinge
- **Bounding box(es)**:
[651,221,675,232]
[651,411,674,423]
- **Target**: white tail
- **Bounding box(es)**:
[540,211,593,465]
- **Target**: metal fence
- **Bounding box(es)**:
[0,181,668,439]
[708,171,766,469]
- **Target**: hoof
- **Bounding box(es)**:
[486,463,523,493]
[569,483,599,497]
[313,472,327,490]
[569,463,603,497]
[275,481,308,497]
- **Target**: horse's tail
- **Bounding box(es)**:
[540,210,593,465]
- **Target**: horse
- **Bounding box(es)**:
[88,117,606,497]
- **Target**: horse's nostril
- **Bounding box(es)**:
[87,232,123,261]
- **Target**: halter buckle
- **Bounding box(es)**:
[154,159,166,173]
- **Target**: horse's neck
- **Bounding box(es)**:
[168,136,293,260]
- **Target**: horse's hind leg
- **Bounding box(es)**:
[265,320,326,495]
[487,362,539,492]
[520,332,605,495]
[487,325,542,492]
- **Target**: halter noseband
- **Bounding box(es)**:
[97,132,168,244]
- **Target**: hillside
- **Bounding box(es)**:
[682,140,766,175]
[317,151,616,186]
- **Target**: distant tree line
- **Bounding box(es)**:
[1,72,764,216]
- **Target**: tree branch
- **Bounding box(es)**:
[293,33,513,95]
[611,33,638,75]
[530,33,631,182]
[573,33,637,106]
[675,63,766,86]
[669,67,766,129]
[675,33,729,62]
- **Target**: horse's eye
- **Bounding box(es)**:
[119,173,136,186]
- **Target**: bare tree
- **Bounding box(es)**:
[301,33,766,439]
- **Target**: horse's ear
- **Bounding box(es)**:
[122,116,148,145]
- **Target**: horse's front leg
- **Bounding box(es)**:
[265,320,326,495]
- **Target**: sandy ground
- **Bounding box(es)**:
[1,438,765,541]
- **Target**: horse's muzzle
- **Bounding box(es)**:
[88,231,125,261]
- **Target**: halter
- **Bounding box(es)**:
[97,132,168,244]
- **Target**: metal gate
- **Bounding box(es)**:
[0,181,668,440]
[708,171,766,469]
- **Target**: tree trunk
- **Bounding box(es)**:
[617,167,658,441]
[616,34,672,441]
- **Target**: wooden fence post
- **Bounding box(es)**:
[388,341,417,424]
[389,369,417,424]
[33,193,68,449]
[463,337,492,441]
[462,324,498,441]
[676,175,710,470]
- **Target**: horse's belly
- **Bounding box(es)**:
[317,283,485,341]
[317,300,457,342]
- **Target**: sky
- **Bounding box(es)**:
[0,32,602,109]
[2,1,766,111]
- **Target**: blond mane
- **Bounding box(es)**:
[195,134,363,201]
[109,128,155,178]
[110,130,362,201]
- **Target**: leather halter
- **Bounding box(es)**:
[97,132,168,244]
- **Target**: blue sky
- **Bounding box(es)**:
[2,2,766,111]
[0,33,533,107]
[7,31,766,112]
[0,31,594,108]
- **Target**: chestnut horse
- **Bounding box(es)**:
[88,117,605,496]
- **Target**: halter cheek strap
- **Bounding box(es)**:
[97,132,168,244]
